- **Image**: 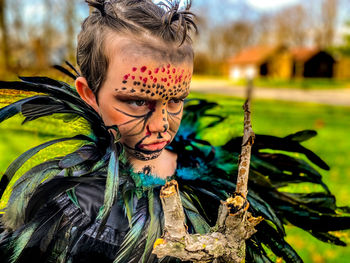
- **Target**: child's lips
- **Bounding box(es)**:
[139,141,169,151]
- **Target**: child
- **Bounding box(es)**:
[1,1,350,262]
[75,0,196,179]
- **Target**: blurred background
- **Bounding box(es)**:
[0,0,350,262]
[0,0,350,79]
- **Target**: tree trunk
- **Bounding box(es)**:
[65,0,76,62]
[0,0,10,70]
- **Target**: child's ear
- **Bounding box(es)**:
[75,77,99,112]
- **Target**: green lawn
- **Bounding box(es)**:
[192,75,350,90]
[1,90,350,262]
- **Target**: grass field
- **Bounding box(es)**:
[1,89,350,262]
[192,75,350,90]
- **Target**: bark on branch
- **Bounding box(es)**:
[153,80,262,262]
[236,78,255,197]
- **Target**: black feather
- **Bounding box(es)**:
[53,65,77,80]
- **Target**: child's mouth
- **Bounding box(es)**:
[139,141,169,151]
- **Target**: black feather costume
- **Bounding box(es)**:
[0,68,350,263]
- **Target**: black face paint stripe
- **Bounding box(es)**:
[168,104,183,116]
[169,114,181,121]
[168,113,181,123]
[124,118,147,136]
[125,109,154,137]
[114,107,148,118]
[166,130,174,141]
[118,117,143,127]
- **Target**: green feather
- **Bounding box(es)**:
[97,149,119,231]
[284,130,317,142]
[66,188,80,209]
[1,135,91,185]
[113,199,147,263]
[3,162,61,230]
[122,186,134,225]
[10,222,39,263]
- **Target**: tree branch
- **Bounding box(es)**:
[236,78,255,197]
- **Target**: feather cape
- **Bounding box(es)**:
[0,68,350,263]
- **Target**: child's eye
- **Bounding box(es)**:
[168,98,184,104]
[167,98,184,114]
[127,100,148,107]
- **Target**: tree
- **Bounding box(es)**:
[273,4,309,46]
[319,0,338,47]
[221,21,255,57]
[65,0,77,62]
[0,0,10,69]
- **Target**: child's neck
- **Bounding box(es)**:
[128,149,177,179]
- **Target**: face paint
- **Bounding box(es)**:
[113,64,190,161]
[97,61,192,162]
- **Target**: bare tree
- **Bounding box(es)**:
[0,0,10,69]
[222,21,255,56]
[65,0,76,62]
[273,5,309,46]
[309,0,339,48]
[320,0,338,47]
[255,14,274,45]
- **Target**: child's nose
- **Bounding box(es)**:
[147,104,168,133]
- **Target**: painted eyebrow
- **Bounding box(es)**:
[172,92,189,100]
[114,94,154,101]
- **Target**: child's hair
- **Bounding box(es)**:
[77,0,197,94]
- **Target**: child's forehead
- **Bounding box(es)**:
[105,32,193,67]
[114,62,192,100]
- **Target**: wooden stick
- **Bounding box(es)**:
[236,79,255,197]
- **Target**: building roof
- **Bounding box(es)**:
[228,45,282,65]
[290,47,320,62]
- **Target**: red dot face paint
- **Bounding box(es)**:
[121,65,191,101]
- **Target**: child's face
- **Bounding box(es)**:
[94,36,193,161]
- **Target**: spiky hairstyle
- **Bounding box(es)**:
[77,0,197,94]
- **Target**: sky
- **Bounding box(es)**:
[155,0,302,10]
[12,0,350,45]
[246,0,300,10]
